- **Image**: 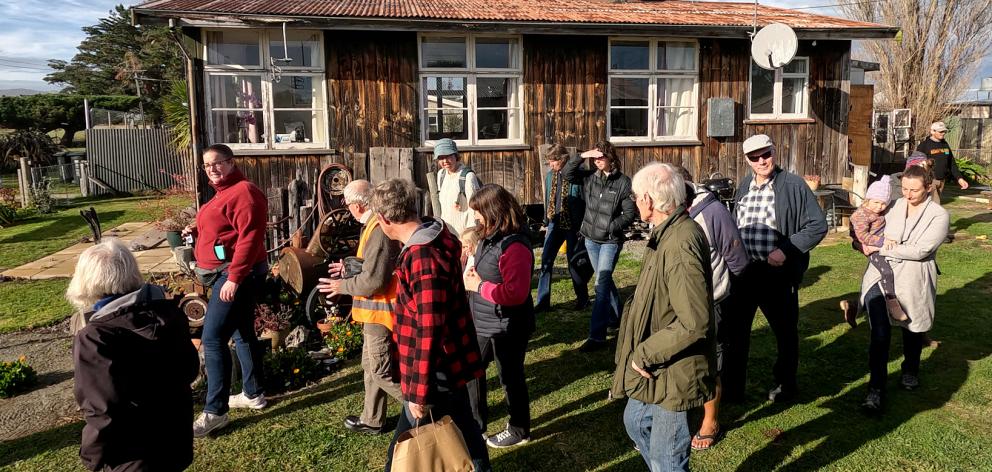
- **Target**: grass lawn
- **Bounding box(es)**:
[1,195,990,471]
[0,279,72,333]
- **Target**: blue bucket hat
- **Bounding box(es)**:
[433,138,458,158]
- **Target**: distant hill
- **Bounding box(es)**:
[0,88,45,97]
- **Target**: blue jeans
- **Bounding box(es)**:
[202,262,267,415]
[585,239,620,342]
[385,388,491,472]
[624,399,694,472]
[536,221,588,308]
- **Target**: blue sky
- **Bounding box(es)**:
[0,0,989,95]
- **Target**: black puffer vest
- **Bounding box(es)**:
[469,232,536,337]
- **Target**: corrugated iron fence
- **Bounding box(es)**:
[86,128,194,195]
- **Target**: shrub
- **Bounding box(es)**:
[955,157,991,185]
[325,319,363,359]
[29,178,55,214]
[139,171,196,231]
[0,356,38,398]
[261,347,321,394]
[253,302,296,335]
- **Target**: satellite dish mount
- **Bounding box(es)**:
[750,22,798,70]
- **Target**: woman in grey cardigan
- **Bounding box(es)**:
[859,165,949,412]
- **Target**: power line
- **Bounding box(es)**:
[0,56,51,67]
[0,60,51,72]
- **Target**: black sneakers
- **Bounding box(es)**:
[901,373,920,391]
[767,385,798,403]
[578,339,608,353]
[862,388,883,412]
[486,429,531,448]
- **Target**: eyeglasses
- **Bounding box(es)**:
[202,158,232,169]
[934,130,947,134]
[746,150,774,162]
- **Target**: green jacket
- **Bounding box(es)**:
[610,208,717,411]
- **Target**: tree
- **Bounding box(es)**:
[0,94,140,146]
[841,0,992,141]
[44,4,183,122]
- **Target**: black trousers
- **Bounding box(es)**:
[866,284,923,391]
[722,262,800,400]
[467,329,532,438]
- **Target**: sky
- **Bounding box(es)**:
[0,0,989,96]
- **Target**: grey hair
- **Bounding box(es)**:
[371,178,419,223]
[631,162,686,214]
[66,238,144,310]
[343,179,372,206]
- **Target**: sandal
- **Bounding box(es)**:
[691,425,722,451]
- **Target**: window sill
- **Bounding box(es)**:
[610,140,702,147]
[232,148,338,156]
[415,144,531,153]
[744,118,815,125]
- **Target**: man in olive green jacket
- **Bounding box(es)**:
[611,163,717,472]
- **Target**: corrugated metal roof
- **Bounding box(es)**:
[134,0,890,31]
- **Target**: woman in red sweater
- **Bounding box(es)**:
[463,184,535,449]
[184,144,269,437]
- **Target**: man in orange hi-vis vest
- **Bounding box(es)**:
[317,179,401,435]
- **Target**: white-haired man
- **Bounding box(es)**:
[722,134,827,404]
[316,179,402,435]
[611,162,716,472]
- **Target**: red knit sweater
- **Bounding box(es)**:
[193,168,268,284]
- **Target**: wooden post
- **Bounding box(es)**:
[852,165,870,207]
[18,157,31,206]
[79,161,91,197]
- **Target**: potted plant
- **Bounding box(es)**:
[140,172,196,248]
[254,303,296,350]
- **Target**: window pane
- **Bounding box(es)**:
[657,78,695,137]
[610,41,649,70]
[750,65,774,114]
[208,75,263,109]
[610,78,649,107]
[478,109,520,140]
[425,110,469,140]
[424,76,467,109]
[206,30,260,66]
[421,37,467,68]
[610,108,648,137]
[783,58,807,74]
[211,111,264,144]
[477,77,512,108]
[659,42,696,71]
[476,38,516,69]
[273,76,321,109]
[273,110,325,144]
[782,77,806,114]
[270,30,321,68]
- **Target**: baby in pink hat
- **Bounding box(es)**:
[845,175,908,327]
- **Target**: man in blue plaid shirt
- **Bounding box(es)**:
[722,134,827,404]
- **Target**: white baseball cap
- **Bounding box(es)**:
[743,134,775,155]
[930,122,948,132]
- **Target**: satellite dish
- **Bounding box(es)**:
[751,23,798,70]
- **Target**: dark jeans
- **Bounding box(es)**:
[536,221,588,308]
[722,262,800,399]
[385,387,492,472]
[866,284,923,390]
[467,330,532,439]
[585,239,621,342]
[202,262,267,415]
[869,253,896,297]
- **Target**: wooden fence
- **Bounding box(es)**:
[86,128,194,195]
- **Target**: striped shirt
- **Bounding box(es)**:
[736,177,779,261]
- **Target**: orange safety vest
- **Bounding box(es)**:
[350,217,397,330]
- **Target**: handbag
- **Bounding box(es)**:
[193,262,230,287]
[568,238,594,285]
[392,413,474,472]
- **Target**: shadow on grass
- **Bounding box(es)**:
[0,210,125,245]
[950,212,992,234]
[0,420,83,468]
[734,271,992,471]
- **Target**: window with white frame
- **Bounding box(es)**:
[419,34,523,146]
[749,57,809,119]
[608,39,699,142]
[203,29,328,149]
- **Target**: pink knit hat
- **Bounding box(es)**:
[865,175,891,202]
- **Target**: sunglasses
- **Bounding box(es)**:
[746,150,774,162]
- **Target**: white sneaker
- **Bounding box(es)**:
[229,392,267,410]
[192,412,229,438]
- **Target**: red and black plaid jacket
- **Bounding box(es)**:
[391,219,484,405]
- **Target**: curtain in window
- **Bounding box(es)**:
[657,78,694,137]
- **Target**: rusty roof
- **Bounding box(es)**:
[134,0,895,35]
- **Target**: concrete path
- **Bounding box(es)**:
[1,222,178,279]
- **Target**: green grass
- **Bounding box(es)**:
[1,199,991,471]
[0,279,72,333]
[0,195,156,271]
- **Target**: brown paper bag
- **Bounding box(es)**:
[392,414,474,472]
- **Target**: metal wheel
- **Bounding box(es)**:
[179,294,209,328]
[318,164,353,216]
[317,208,361,258]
